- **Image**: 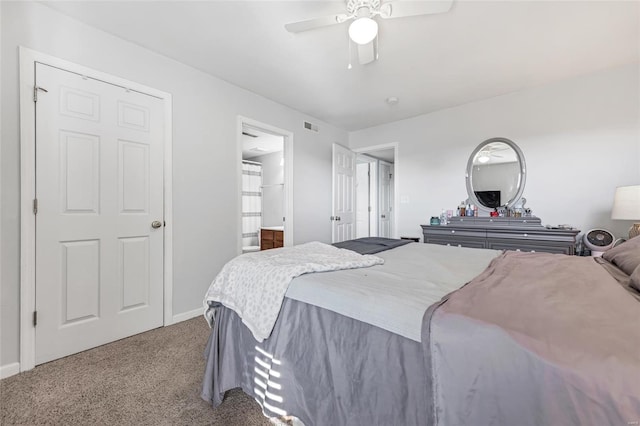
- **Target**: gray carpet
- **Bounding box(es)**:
[0,317,271,425]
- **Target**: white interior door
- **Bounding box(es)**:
[355,162,370,238]
[35,63,164,364]
[379,161,393,238]
[332,144,355,243]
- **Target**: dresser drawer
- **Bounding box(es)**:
[488,231,577,246]
[487,240,572,255]
[424,228,486,239]
[421,222,578,255]
[426,237,487,249]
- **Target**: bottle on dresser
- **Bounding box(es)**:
[440,209,448,225]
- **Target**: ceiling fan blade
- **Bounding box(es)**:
[357,42,377,65]
[379,0,453,19]
[285,14,350,33]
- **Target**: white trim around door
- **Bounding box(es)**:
[236,116,294,255]
[18,47,173,372]
[353,142,399,239]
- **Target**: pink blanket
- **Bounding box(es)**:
[431,251,640,425]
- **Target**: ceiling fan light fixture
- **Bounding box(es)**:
[386,96,399,106]
[348,17,378,45]
[477,152,491,163]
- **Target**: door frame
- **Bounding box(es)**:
[18,47,174,372]
[236,116,294,254]
[353,142,399,239]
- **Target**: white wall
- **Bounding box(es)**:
[0,2,346,367]
[349,64,640,240]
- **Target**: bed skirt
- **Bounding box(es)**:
[201,298,431,426]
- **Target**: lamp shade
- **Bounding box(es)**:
[348,17,378,45]
[611,185,640,220]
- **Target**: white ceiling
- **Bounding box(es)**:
[472,142,517,165]
[43,0,640,131]
[242,127,284,159]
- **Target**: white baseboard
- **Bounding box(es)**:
[0,362,20,379]
[171,307,202,325]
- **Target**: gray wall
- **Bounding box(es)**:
[349,64,640,240]
[0,2,346,367]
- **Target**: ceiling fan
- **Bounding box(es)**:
[285,0,454,66]
[476,145,511,164]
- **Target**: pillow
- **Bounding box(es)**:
[631,265,640,292]
[602,235,640,276]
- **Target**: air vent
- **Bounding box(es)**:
[242,131,258,138]
[304,121,319,132]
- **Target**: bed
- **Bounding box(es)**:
[201,237,640,425]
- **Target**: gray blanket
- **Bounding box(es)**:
[332,237,411,254]
[286,243,499,342]
[202,299,430,425]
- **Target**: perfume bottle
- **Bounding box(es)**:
[440,209,448,225]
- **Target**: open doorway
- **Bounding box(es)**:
[354,146,396,238]
[238,118,293,254]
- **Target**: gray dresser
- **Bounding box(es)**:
[421,216,580,255]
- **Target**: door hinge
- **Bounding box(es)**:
[33,86,48,103]
[33,311,38,327]
[33,198,38,215]
[368,206,372,212]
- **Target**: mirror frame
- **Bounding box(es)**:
[465,137,526,212]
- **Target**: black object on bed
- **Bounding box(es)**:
[332,237,412,254]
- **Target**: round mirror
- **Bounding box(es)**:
[465,137,526,211]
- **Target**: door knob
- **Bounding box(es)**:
[151,220,163,229]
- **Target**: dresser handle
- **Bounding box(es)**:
[451,230,455,234]
[523,233,528,237]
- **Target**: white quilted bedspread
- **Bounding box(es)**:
[203,241,384,341]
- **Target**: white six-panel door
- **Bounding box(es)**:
[332,144,355,243]
[355,162,370,238]
[379,161,393,238]
[35,63,164,364]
